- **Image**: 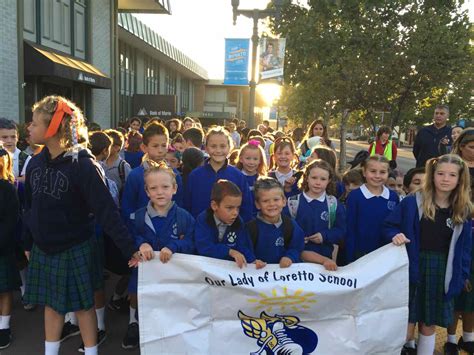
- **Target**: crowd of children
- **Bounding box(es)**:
[0,95,472,355]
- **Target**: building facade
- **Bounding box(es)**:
[0,0,207,129]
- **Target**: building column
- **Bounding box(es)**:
[0,0,20,122]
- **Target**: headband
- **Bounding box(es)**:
[44,100,73,139]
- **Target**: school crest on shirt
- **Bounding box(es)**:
[227,232,237,244]
[320,211,329,222]
[171,223,178,239]
[446,218,454,230]
[275,236,284,247]
[387,201,397,211]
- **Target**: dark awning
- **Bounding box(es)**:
[24,42,111,89]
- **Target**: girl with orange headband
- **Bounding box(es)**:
[22,96,141,355]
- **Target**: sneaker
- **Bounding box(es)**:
[0,329,11,349]
[108,295,128,312]
[459,337,474,354]
[444,341,459,355]
[60,321,81,342]
[122,322,139,350]
[401,344,417,355]
[78,329,107,352]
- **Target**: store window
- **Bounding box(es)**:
[119,41,136,121]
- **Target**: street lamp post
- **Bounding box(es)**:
[231,0,284,129]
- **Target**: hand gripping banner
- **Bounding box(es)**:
[138,244,408,354]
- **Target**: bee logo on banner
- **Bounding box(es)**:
[259,38,286,84]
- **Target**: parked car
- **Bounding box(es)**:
[345,132,356,140]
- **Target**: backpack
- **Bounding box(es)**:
[247,214,294,249]
[134,205,188,238]
[118,159,126,189]
[18,151,29,176]
[104,177,120,207]
[287,193,337,228]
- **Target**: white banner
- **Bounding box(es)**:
[138,244,409,355]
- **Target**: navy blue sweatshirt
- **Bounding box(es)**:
[251,216,305,264]
[23,148,136,258]
[194,209,255,263]
[0,180,20,255]
[289,192,346,258]
[345,185,399,263]
[413,124,452,168]
[184,159,252,221]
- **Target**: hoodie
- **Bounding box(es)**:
[23,148,136,258]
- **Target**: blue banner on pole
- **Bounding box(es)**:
[224,39,249,85]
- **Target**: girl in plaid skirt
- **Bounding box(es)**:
[0,145,20,349]
[385,154,473,355]
[23,96,141,355]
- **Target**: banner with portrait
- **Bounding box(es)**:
[259,38,286,83]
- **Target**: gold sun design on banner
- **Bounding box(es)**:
[247,287,317,313]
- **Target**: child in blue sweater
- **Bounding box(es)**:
[345,155,399,263]
[236,140,268,217]
[194,180,264,269]
[385,154,472,355]
[184,127,253,221]
[287,160,345,270]
[247,177,304,268]
[124,161,195,349]
[122,122,183,223]
[0,146,20,350]
[268,137,301,198]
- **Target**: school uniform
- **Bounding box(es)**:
[124,150,144,169]
[383,193,472,326]
[22,148,137,315]
[103,157,131,192]
[268,169,300,198]
[121,162,184,223]
[292,192,346,259]
[194,209,255,263]
[128,201,195,293]
[184,159,253,222]
[455,222,474,313]
[241,172,258,217]
[345,184,399,263]
[0,180,21,293]
[251,215,305,264]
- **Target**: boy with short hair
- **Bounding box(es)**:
[182,127,204,150]
[0,118,31,181]
[194,180,264,269]
[403,167,425,195]
[103,129,131,193]
[121,122,183,222]
[247,177,305,268]
[340,168,364,204]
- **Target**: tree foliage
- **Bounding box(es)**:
[274,0,473,132]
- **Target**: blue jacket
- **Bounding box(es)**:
[130,202,195,254]
[121,163,183,223]
[124,151,144,169]
[383,193,472,299]
[184,159,252,222]
[288,192,346,258]
[413,124,452,168]
[268,170,300,198]
[242,173,259,217]
[194,209,255,263]
[250,217,305,264]
[345,185,399,263]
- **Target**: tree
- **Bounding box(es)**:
[274,0,472,148]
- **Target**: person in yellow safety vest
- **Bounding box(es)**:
[368,125,398,169]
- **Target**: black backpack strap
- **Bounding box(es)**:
[246,220,259,249]
[281,215,294,249]
[118,159,126,187]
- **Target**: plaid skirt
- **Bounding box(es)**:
[0,254,21,293]
[409,251,454,327]
[24,237,103,315]
[455,259,474,313]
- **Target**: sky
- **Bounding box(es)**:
[136,0,275,79]
[136,0,474,80]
